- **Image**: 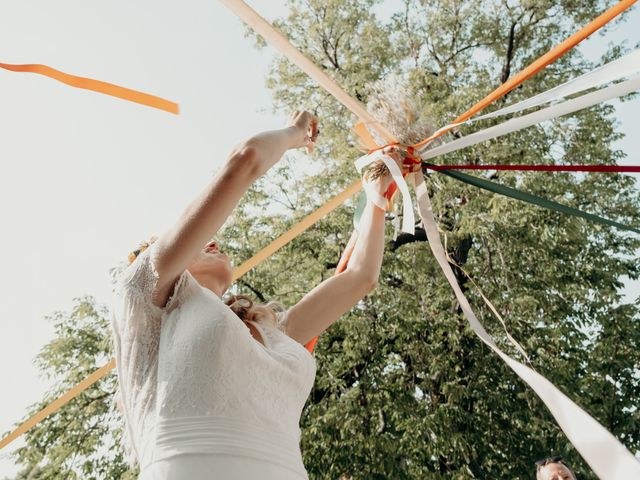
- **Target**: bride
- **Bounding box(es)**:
[111,110,400,479]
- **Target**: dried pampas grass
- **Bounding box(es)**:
[361,73,434,180]
[365,73,434,146]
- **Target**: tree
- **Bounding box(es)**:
[239,1,640,478]
[5,295,135,480]
[5,1,639,479]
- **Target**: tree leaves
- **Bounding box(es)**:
[7,296,133,480]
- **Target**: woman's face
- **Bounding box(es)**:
[187,240,233,295]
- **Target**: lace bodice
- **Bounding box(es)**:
[110,243,317,470]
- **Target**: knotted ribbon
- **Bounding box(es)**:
[354,143,422,234]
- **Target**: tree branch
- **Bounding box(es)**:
[237,279,267,302]
[389,228,428,252]
[501,22,518,84]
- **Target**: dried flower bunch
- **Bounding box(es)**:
[362,73,434,181]
[366,73,434,146]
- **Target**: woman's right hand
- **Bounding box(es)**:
[287,110,319,153]
[363,146,406,199]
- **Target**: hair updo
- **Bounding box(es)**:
[224,294,286,331]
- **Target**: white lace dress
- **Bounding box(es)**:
[110,243,317,479]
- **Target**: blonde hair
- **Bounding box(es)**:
[224,294,287,331]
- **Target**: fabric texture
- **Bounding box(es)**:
[111,243,317,479]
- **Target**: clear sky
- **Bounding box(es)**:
[0,1,638,477]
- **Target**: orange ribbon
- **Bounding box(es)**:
[351,0,639,154]
[410,0,638,150]
[0,62,179,114]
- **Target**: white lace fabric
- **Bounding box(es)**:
[111,243,317,478]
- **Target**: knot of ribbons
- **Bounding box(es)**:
[354,135,423,236]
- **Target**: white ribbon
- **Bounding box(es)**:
[473,48,640,121]
[420,75,640,159]
[355,150,415,235]
[442,233,532,365]
[417,49,640,151]
[412,172,640,479]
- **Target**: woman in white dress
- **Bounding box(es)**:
[111,111,400,479]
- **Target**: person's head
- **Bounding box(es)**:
[224,294,284,330]
[127,237,284,329]
[186,239,233,296]
[128,236,233,297]
[535,456,576,480]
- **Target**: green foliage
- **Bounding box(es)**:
[7,1,640,479]
[243,1,640,478]
[4,296,136,480]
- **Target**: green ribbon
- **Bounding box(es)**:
[425,165,640,235]
[353,190,367,229]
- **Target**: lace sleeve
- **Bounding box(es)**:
[115,242,192,316]
[111,242,192,466]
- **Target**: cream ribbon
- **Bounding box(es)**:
[412,172,640,478]
[473,48,640,121]
[442,234,532,365]
[218,0,396,144]
[420,75,640,158]
[415,49,640,151]
[355,150,415,235]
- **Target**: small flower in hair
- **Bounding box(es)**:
[127,235,158,266]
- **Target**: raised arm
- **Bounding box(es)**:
[151,111,318,308]
[285,154,403,345]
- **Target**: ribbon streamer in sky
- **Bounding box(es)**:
[410,0,638,150]
[427,165,640,234]
[471,49,640,121]
[414,49,640,143]
[421,76,640,159]
[0,62,179,114]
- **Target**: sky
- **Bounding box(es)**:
[0,1,638,477]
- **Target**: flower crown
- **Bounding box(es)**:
[127,235,158,266]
